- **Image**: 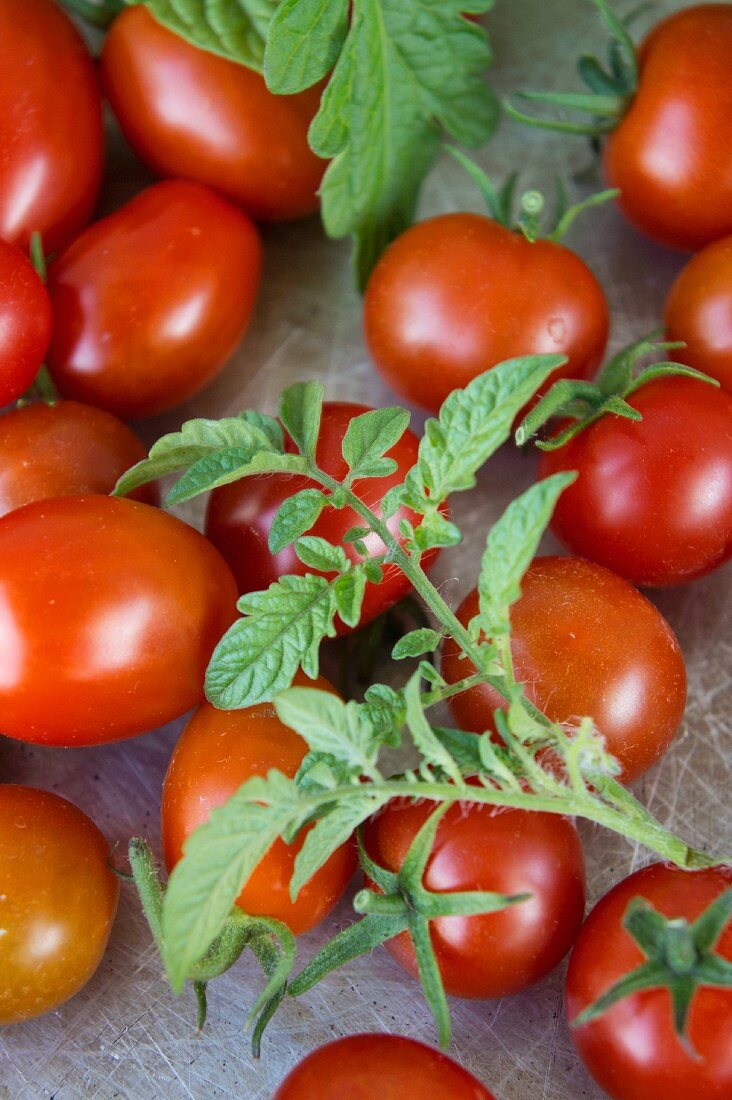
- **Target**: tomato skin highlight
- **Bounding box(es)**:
[363,800,586,999]
[0,239,52,406]
[566,863,732,1100]
[162,677,356,935]
[363,212,609,414]
[665,234,732,393]
[442,557,687,783]
[46,180,261,420]
[274,1033,495,1099]
[101,6,326,223]
[0,0,103,253]
[0,495,238,746]
[0,785,119,1025]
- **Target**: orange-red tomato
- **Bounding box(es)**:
[0,238,52,406]
[665,234,732,392]
[0,785,119,1025]
[101,6,326,222]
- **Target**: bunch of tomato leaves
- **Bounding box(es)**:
[115,355,724,1047]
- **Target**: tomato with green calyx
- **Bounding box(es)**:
[665,234,732,393]
[0,238,52,407]
[0,785,119,1025]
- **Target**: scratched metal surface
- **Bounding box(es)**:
[1,1,730,1097]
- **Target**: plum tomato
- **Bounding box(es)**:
[665,234,732,393]
[0,238,52,406]
[363,212,609,414]
[0,785,119,1025]
[442,557,687,783]
[0,495,238,746]
[162,675,355,935]
[46,180,261,420]
[363,799,585,999]
[101,6,326,223]
[540,377,732,586]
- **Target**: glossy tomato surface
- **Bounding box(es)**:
[101,6,325,222]
[566,862,732,1100]
[0,400,158,517]
[274,1033,495,1099]
[666,234,732,392]
[205,401,439,632]
[46,180,261,419]
[442,557,687,782]
[363,212,608,414]
[0,785,119,1025]
[541,378,732,586]
[0,239,52,406]
[0,0,103,252]
[604,4,732,250]
[363,800,585,999]
[162,676,355,935]
[0,495,238,746]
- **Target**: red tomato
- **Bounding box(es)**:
[162,675,355,935]
[0,400,158,517]
[0,785,119,1025]
[0,239,52,406]
[0,0,103,252]
[363,212,609,414]
[441,557,687,783]
[363,800,585,999]
[0,495,238,746]
[274,1033,495,1099]
[566,862,732,1100]
[665,234,732,392]
[540,378,732,586]
[46,180,261,420]
[101,7,326,222]
[603,5,732,251]
[205,401,440,632]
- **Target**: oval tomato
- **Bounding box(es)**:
[665,234,732,393]
[46,180,261,420]
[0,785,119,1025]
[363,212,608,414]
[566,862,732,1100]
[441,557,687,782]
[101,6,325,222]
[0,495,238,746]
[0,0,103,252]
[363,800,585,999]
[0,239,52,406]
[162,676,355,935]
[274,1033,495,1099]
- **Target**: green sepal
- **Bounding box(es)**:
[287,912,409,997]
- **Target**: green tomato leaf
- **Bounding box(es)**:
[392,628,442,660]
[166,450,307,506]
[290,789,390,899]
[333,566,367,627]
[341,406,411,482]
[279,381,324,457]
[264,0,349,93]
[275,687,384,777]
[294,535,350,573]
[269,489,329,553]
[413,512,462,551]
[404,673,462,784]
[138,0,278,70]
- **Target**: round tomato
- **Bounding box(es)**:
[162,676,355,935]
[363,212,609,414]
[665,234,732,393]
[0,495,238,746]
[540,377,732,586]
[0,239,52,406]
[274,1033,495,1099]
[0,0,103,252]
[566,862,732,1100]
[442,557,687,783]
[205,401,440,632]
[362,800,585,999]
[0,785,119,1025]
[0,400,158,517]
[46,179,261,420]
[101,6,326,223]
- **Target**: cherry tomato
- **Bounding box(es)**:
[441,557,687,783]
[0,400,158,518]
[0,0,103,252]
[0,239,52,406]
[363,800,585,999]
[566,862,732,1100]
[162,675,355,935]
[274,1033,495,1099]
[205,401,440,632]
[101,6,326,223]
[0,495,238,746]
[540,378,732,586]
[46,180,261,420]
[0,785,119,1025]
[665,234,732,393]
[363,212,609,414]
